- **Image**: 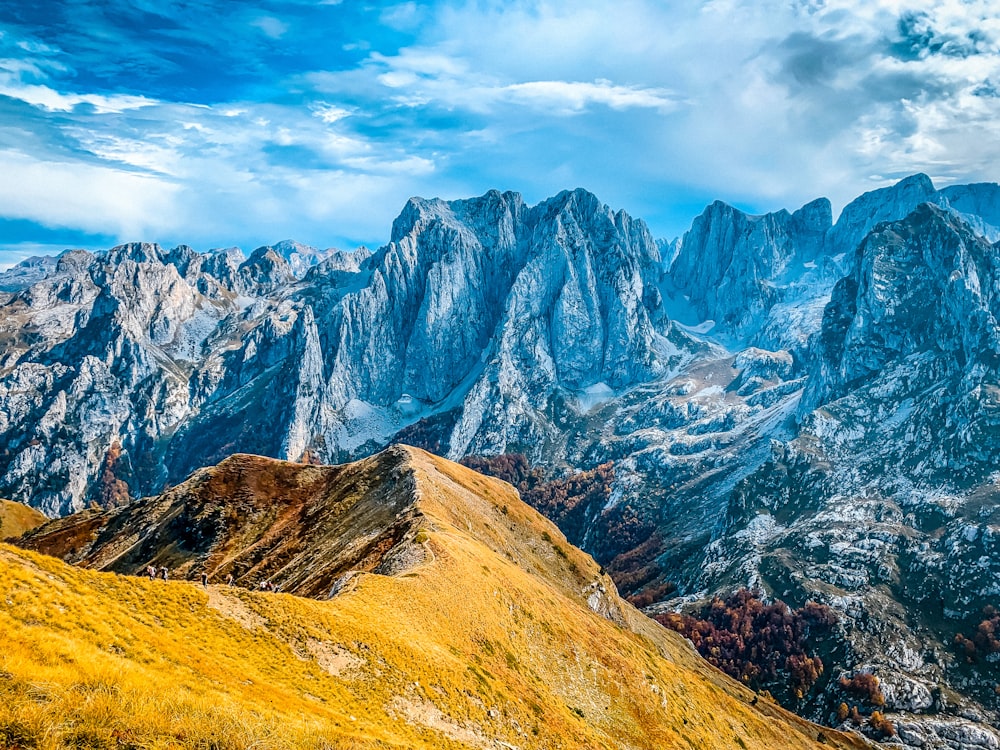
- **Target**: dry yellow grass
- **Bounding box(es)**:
[0,499,46,541]
[0,447,871,750]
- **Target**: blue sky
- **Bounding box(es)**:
[1,1,1000,267]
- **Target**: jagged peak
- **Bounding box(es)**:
[54,248,96,273]
[897,171,936,191]
[861,200,974,243]
[792,196,833,231]
[689,195,831,229]
[104,241,165,266]
[240,245,294,279]
[835,173,936,223]
[208,245,246,260]
[531,186,610,221]
[389,189,527,244]
[245,244,286,263]
[272,239,319,254]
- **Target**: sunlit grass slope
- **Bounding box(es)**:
[2,447,870,749]
[0,499,46,540]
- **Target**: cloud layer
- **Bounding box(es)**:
[1,0,999,262]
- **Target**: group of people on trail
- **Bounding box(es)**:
[141,564,277,592]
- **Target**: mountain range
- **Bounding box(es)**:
[2,173,1000,747]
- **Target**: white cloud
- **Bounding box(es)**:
[380,2,424,32]
[0,151,181,239]
[5,0,1000,250]
[361,46,679,116]
[502,80,677,114]
[250,16,289,39]
[0,80,156,113]
[311,102,353,123]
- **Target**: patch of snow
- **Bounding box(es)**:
[676,319,716,335]
[171,307,221,362]
[394,393,423,417]
[576,382,614,412]
[693,384,725,398]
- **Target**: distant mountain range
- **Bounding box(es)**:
[2,173,1000,747]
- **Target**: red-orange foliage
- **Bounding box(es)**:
[654,590,836,702]
[92,441,131,509]
[460,454,615,547]
[626,580,678,609]
[839,672,885,706]
[459,454,545,494]
[955,606,1000,663]
[526,462,614,524]
[868,710,897,738]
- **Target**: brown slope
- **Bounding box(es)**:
[14,445,872,749]
[0,499,47,540]
[20,447,425,597]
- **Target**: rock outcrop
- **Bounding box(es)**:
[699,204,1000,747]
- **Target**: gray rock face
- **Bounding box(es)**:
[698,204,1000,741]
[0,188,695,516]
[805,203,1000,412]
[668,196,832,341]
[666,174,1000,358]
[0,255,58,293]
[826,173,938,260]
[271,239,338,278]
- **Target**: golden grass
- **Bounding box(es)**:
[0,448,870,750]
[0,500,46,541]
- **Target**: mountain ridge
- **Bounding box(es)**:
[4,445,870,750]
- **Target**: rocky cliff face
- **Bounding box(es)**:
[665,173,1000,359]
[695,204,1000,748]
[0,189,697,516]
[668,196,832,343]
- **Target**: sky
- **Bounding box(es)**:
[1,0,1000,267]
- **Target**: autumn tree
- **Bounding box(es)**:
[654,590,837,704]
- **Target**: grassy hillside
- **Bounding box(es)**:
[0,499,46,540]
[2,447,871,749]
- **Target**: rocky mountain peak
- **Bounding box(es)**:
[105,241,171,267]
[792,197,834,240]
[935,181,1000,241]
[18,444,609,603]
[668,196,832,339]
[806,201,1000,410]
[826,173,937,258]
[237,245,296,294]
[271,239,336,278]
